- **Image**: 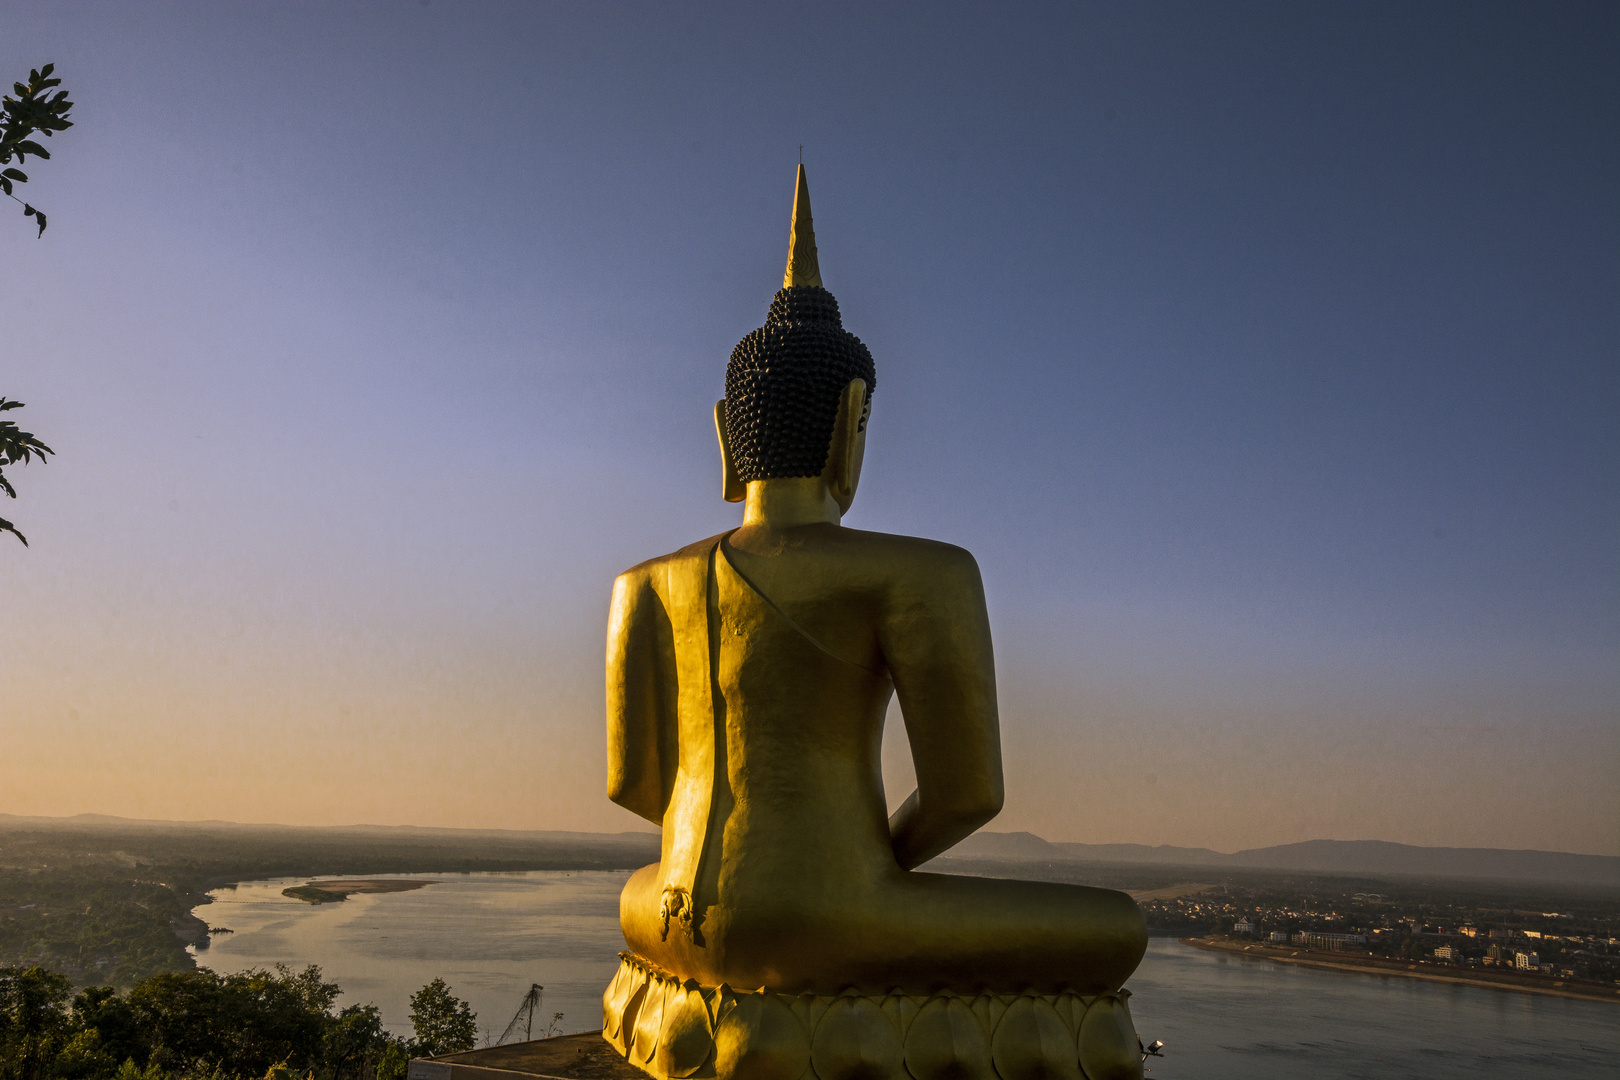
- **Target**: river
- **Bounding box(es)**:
[190,871,1616,1078]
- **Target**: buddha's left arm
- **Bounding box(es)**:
[880,547,1004,870]
[606,568,676,825]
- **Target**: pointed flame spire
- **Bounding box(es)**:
[783,164,823,289]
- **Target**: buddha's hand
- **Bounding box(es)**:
[659,885,693,942]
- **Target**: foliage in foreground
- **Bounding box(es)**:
[404,982,474,1059]
[0,399,54,546]
[0,60,71,548]
[1,62,73,237]
[0,964,477,1080]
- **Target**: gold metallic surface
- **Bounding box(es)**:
[783,164,823,288]
[990,998,1083,1080]
[603,170,1147,1080]
[1075,998,1142,1080]
[601,954,1144,1080]
[903,996,991,1080]
[713,992,808,1080]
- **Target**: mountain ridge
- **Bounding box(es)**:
[3,814,1612,887]
[945,831,1619,887]
[0,813,659,843]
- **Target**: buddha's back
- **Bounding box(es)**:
[712,526,908,881]
[714,520,1004,872]
[612,525,1001,984]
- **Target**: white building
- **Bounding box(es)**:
[1292,932,1368,951]
[1233,919,1255,935]
[1515,951,1539,971]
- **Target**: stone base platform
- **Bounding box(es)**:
[601,951,1145,1080]
[408,1032,643,1080]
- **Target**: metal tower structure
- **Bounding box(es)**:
[497,984,545,1045]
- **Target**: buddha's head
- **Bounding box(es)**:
[716,166,875,514]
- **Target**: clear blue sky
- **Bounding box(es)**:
[2,2,1614,854]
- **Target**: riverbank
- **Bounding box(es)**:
[1182,936,1620,1004]
[0,818,660,986]
[194,871,633,1039]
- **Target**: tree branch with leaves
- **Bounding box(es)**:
[1,399,54,545]
[0,63,73,236]
[1,62,71,549]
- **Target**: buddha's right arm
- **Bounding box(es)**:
[606,570,676,825]
[881,547,1006,870]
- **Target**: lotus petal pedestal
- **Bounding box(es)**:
[602,953,1145,1080]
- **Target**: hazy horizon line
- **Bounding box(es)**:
[3,810,1612,860]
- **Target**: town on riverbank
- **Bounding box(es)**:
[1184,934,1620,1004]
[1131,875,1620,989]
[932,845,1620,996]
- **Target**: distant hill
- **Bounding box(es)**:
[944,831,1619,887]
[5,814,1611,888]
[0,813,664,876]
[0,813,660,848]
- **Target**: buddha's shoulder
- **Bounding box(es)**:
[828,526,978,564]
[614,527,981,592]
[803,528,984,594]
[613,532,731,587]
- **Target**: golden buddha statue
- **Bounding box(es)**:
[601,167,1149,1080]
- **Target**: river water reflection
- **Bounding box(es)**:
[193,871,1617,1078]
[193,872,629,1043]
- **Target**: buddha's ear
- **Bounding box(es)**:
[714,400,746,503]
[829,378,867,509]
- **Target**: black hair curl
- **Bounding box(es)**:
[724,285,876,481]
